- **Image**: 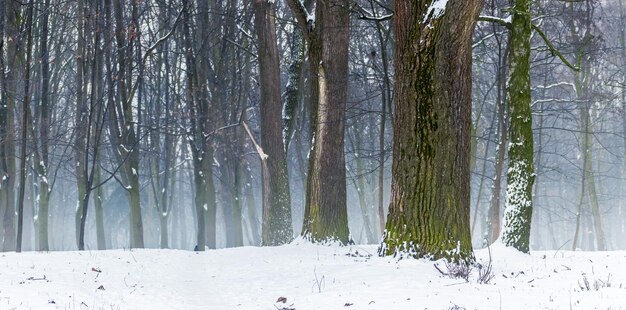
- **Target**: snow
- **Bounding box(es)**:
[479,14,512,25]
[1,243,626,309]
[423,0,449,24]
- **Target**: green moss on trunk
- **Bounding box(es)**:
[501,0,534,254]
[380,0,482,262]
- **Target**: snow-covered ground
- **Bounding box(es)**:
[1,240,625,309]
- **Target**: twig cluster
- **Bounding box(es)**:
[434,247,495,284]
[434,260,472,282]
[477,248,495,284]
[578,273,611,291]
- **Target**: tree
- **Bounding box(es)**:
[379,0,483,261]
[566,0,605,251]
[1,0,20,252]
[287,0,351,244]
[109,0,144,248]
[76,0,108,251]
[16,0,34,253]
[499,0,534,253]
[33,0,52,251]
[253,0,293,246]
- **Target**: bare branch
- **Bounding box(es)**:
[531,23,580,72]
[351,1,393,22]
[126,7,184,108]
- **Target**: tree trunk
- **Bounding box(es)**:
[501,0,534,253]
[618,0,626,249]
[94,165,106,250]
[111,0,144,249]
[375,22,392,236]
[488,60,509,244]
[194,0,218,250]
[34,0,51,251]
[380,0,482,261]
[254,0,293,246]
[16,0,34,253]
[299,0,351,244]
[2,0,19,252]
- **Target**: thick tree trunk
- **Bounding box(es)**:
[501,0,534,253]
[300,0,351,244]
[254,0,293,246]
[380,0,482,262]
[283,28,304,153]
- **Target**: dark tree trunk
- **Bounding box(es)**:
[297,0,351,244]
[2,0,19,252]
[32,0,51,251]
[194,0,218,250]
[380,0,482,262]
[16,0,34,253]
[111,0,144,249]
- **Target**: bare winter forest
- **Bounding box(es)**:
[0,0,622,260]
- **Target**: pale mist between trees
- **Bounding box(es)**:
[0,0,623,259]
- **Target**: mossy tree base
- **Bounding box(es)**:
[379,0,482,263]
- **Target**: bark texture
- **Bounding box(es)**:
[501,0,534,253]
[254,0,293,246]
[301,0,351,244]
[380,0,482,261]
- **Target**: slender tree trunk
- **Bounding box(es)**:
[380,0,483,261]
[488,75,509,244]
[618,0,626,249]
[501,0,534,253]
[375,22,392,235]
[0,0,6,250]
[16,0,34,253]
[112,0,143,249]
[194,0,218,250]
[347,129,375,243]
[93,165,105,250]
[34,0,51,251]
[2,0,19,252]
[254,0,293,246]
[74,0,87,249]
[470,105,496,239]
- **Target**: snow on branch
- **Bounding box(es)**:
[350,1,393,22]
[242,121,268,161]
[478,15,512,28]
[286,0,314,35]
